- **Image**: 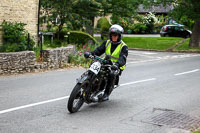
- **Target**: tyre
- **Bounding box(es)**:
[68,83,84,113]
[185,34,190,38]
[164,34,169,37]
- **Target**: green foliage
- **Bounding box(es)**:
[142,0,200,27]
[142,0,200,47]
[97,17,111,32]
[144,12,156,33]
[41,0,144,36]
[97,17,111,39]
[70,0,103,35]
[134,13,157,33]
[175,38,200,51]
[43,39,67,49]
[33,46,41,61]
[104,0,140,24]
[0,21,35,52]
[68,43,97,67]
[124,13,167,34]
[68,31,99,47]
[193,130,200,133]
[120,17,134,33]
[176,16,194,30]
[154,15,167,33]
[123,37,184,50]
[41,0,104,36]
[132,23,147,33]
[169,0,200,21]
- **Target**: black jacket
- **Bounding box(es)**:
[91,40,128,68]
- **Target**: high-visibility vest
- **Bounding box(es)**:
[105,40,126,70]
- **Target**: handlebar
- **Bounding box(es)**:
[84,52,119,72]
[84,52,106,63]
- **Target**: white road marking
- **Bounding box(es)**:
[127,59,161,64]
[0,78,156,115]
[0,96,69,115]
[128,51,158,58]
[120,78,156,86]
[127,53,200,65]
[129,51,157,55]
[143,52,157,55]
[174,69,199,76]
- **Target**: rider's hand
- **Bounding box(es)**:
[84,52,91,58]
[111,64,119,70]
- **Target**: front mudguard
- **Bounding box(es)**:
[76,72,89,84]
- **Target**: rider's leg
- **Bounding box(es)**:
[114,70,122,86]
[102,71,117,101]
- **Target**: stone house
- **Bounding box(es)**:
[94,4,173,28]
[0,0,39,45]
[137,4,173,16]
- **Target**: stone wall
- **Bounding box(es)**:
[0,46,75,75]
[0,51,35,74]
[41,47,72,69]
[0,27,2,46]
[0,0,39,45]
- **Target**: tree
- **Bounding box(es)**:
[40,0,104,36]
[71,0,103,35]
[40,0,79,39]
[142,0,200,47]
[103,0,141,24]
[40,0,141,37]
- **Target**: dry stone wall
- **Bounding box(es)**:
[0,46,75,75]
[0,51,35,74]
[0,0,39,45]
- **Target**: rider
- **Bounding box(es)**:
[87,24,128,101]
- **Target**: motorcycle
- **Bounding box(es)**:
[67,52,119,113]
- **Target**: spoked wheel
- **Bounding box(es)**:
[68,83,85,113]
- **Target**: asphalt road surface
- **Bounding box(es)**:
[0,50,200,133]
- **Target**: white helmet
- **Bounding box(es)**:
[109,24,124,43]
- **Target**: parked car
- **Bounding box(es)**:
[160,25,192,38]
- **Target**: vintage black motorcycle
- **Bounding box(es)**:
[67,52,119,113]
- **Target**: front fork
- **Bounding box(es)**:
[77,71,97,103]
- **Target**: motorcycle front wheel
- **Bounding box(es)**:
[67,83,84,113]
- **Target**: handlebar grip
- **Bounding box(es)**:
[84,52,91,58]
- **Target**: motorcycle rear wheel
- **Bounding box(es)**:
[68,83,84,113]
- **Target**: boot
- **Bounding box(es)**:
[101,93,109,101]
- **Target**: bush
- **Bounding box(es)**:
[67,31,99,47]
[97,17,111,40]
[132,23,147,34]
[68,43,97,67]
[120,17,133,33]
[97,17,111,31]
[0,21,35,52]
[43,39,66,49]
[179,16,194,30]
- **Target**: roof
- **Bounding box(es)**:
[164,24,184,27]
[137,4,173,13]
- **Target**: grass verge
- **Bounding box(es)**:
[123,37,184,50]
[175,38,200,52]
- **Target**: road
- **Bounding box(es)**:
[0,50,200,133]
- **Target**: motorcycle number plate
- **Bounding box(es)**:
[89,61,101,75]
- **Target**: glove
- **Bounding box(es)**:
[84,52,91,58]
[111,64,119,70]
